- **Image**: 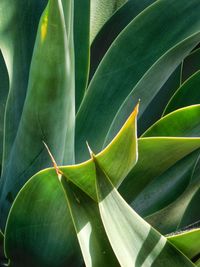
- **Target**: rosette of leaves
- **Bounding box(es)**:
[0,0,200,266]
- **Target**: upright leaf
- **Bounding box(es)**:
[0,0,47,166]
[0,51,9,172]
[0,0,75,229]
[74,0,90,110]
[76,0,200,162]
[90,0,156,78]
[90,0,127,43]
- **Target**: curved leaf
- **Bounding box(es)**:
[0,0,75,229]
[0,0,47,167]
[145,157,200,235]
[93,155,195,267]
[181,47,200,82]
[168,228,200,260]
[62,178,119,267]
[76,0,200,163]
[143,105,200,137]
[132,150,199,217]
[163,71,200,115]
[60,104,138,200]
[4,169,82,267]
[119,137,200,204]
[90,0,156,78]
[90,0,126,43]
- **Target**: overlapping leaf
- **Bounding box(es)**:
[93,155,195,267]
[76,0,200,163]
[0,0,75,229]
[0,0,47,168]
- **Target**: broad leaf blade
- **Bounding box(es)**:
[90,0,156,78]
[143,105,200,137]
[0,0,75,229]
[0,0,47,167]
[119,137,200,204]
[76,0,200,163]
[60,104,138,200]
[94,156,195,267]
[4,169,82,267]
[168,228,200,260]
[61,178,119,267]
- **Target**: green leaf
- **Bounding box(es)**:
[0,0,47,167]
[163,71,200,115]
[145,163,200,234]
[60,104,138,201]
[74,0,90,110]
[90,0,127,43]
[0,0,75,229]
[132,149,199,217]
[0,51,9,172]
[181,47,200,82]
[90,0,156,78]
[167,228,200,260]
[0,230,5,262]
[93,155,195,267]
[143,105,200,137]
[61,178,119,267]
[76,0,200,163]
[196,258,200,267]
[179,188,200,229]
[4,169,82,267]
[119,137,200,204]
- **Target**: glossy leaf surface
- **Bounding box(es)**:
[61,104,138,200]
[94,156,195,267]
[76,0,200,162]
[5,169,82,267]
[0,0,75,229]
[168,228,200,260]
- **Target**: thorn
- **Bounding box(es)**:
[43,141,63,180]
[86,141,95,159]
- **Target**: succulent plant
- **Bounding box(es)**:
[0,0,200,266]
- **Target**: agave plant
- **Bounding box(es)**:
[0,0,200,266]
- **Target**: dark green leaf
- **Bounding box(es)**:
[0,51,9,172]
[0,0,75,229]
[76,0,200,163]
[164,71,200,115]
[4,169,82,267]
[90,0,156,79]
[74,0,90,110]
[0,0,47,166]
[90,0,127,43]
[181,48,200,82]
[119,137,200,204]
